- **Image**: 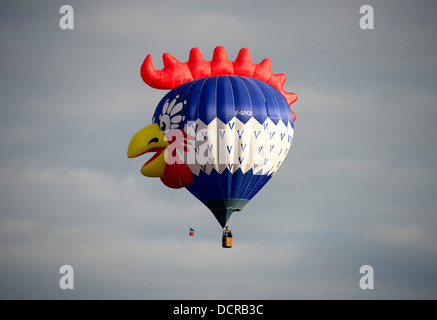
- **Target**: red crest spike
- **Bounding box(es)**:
[253,58,272,83]
[233,48,256,77]
[140,46,298,109]
[211,46,234,76]
[188,47,210,80]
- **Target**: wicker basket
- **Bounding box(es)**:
[222,236,233,248]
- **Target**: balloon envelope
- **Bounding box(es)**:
[151,76,294,227]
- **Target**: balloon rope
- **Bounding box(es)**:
[168,189,191,229]
[168,189,223,237]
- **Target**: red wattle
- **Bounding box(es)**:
[160,162,194,189]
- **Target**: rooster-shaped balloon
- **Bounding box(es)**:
[128,46,297,241]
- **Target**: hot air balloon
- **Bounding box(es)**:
[127,46,297,247]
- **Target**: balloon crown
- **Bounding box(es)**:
[141,46,297,107]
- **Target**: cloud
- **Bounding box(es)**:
[1,0,437,299]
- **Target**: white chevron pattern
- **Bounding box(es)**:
[177,117,294,176]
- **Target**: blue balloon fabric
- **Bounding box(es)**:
[151,76,295,227]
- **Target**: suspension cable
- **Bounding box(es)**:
[168,189,223,237]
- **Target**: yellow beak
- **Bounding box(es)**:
[127,123,169,177]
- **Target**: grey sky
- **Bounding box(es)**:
[1,0,436,299]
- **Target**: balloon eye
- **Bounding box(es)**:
[159,114,171,133]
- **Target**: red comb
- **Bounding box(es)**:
[141,46,298,107]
